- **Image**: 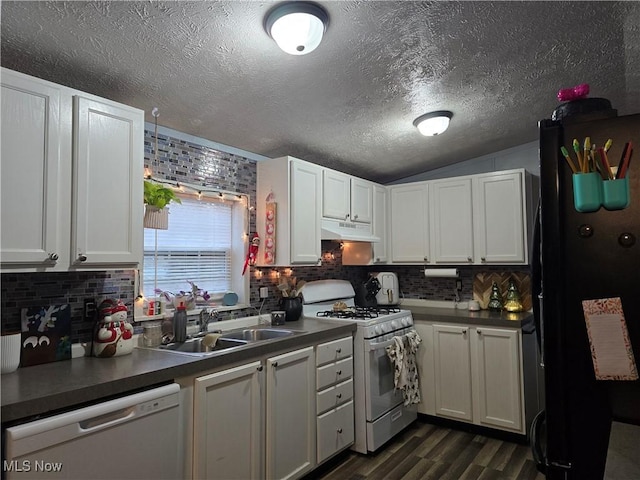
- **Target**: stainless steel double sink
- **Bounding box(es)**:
[151,327,305,357]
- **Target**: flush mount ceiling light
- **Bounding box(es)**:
[265,2,328,55]
[413,110,453,136]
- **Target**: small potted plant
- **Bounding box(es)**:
[143,180,181,230]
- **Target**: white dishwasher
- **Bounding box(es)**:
[4,383,181,480]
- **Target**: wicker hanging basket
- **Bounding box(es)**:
[144,205,169,230]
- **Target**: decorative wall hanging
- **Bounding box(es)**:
[264,192,277,265]
[20,304,72,367]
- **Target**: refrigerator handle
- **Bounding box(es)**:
[538,292,544,368]
[530,409,547,474]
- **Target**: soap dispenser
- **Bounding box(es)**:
[173,302,188,342]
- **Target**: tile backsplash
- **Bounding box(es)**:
[1,127,532,343]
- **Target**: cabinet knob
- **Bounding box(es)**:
[77,254,87,262]
[467,256,472,262]
[336,393,342,399]
[424,256,429,262]
[337,428,343,434]
[337,370,342,375]
[477,329,482,335]
[462,328,467,334]
[257,365,263,371]
[336,348,341,353]
[272,361,278,367]
[48,253,59,262]
[375,257,380,262]
[345,214,350,220]
[481,257,486,262]
[353,214,358,220]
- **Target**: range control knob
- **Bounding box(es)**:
[390,320,398,330]
[374,325,381,335]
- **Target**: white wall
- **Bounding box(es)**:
[389,141,539,184]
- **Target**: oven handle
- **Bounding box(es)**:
[367,331,415,352]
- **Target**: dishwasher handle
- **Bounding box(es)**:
[79,406,136,431]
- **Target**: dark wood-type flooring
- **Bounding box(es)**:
[307,420,545,480]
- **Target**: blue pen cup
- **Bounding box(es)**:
[573,172,602,212]
[603,177,630,210]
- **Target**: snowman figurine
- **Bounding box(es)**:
[93,299,134,358]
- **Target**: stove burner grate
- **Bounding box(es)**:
[316,306,401,320]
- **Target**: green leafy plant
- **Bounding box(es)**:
[144,180,182,209]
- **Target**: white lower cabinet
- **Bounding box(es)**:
[266,346,316,480]
[193,361,264,480]
[417,321,525,434]
[315,336,354,464]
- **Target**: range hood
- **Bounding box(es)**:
[321,218,380,242]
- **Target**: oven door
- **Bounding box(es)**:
[364,332,407,421]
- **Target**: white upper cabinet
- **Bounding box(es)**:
[1,69,63,267]
[473,170,528,264]
[322,169,372,223]
[429,177,474,264]
[72,95,143,267]
[372,185,388,263]
[389,182,430,263]
[257,156,322,266]
[1,68,144,272]
[387,169,533,265]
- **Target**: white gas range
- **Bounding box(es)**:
[300,279,418,454]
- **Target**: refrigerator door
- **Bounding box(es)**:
[539,113,640,479]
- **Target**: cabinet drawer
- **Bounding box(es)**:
[317,400,354,464]
[316,336,353,366]
[317,357,353,390]
[317,378,353,415]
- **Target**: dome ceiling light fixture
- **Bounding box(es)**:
[413,110,453,136]
[265,2,329,55]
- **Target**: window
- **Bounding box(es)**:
[143,193,248,306]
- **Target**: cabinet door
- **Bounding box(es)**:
[1,71,62,267]
[194,361,263,480]
[430,178,474,264]
[473,171,526,264]
[266,346,316,480]
[322,169,350,220]
[433,324,472,421]
[414,322,435,415]
[389,183,429,263]
[290,161,321,264]
[72,95,143,266]
[474,327,523,431]
[350,177,373,223]
[372,185,387,263]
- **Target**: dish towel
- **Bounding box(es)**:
[385,330,422,405]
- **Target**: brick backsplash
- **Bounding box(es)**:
[1,127,531,342]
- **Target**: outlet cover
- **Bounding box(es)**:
[84,298,96,320]
[259,287,269,298]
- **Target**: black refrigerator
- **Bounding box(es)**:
[531,106,640,479]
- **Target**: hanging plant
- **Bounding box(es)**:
[143,180,182,209]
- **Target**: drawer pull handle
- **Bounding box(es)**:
[336,348,341,353]
[336,393,342,399]
[337,428,343,434]
[337,370,342,375]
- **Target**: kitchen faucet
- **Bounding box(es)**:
[199,308,220,334]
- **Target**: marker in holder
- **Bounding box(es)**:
[573,172,602,212]
[602,177,630,210]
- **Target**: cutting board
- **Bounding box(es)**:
[20,304,72,367]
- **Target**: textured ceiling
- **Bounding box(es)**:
[2,1,639,183]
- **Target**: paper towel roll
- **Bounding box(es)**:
[424,268,459,278]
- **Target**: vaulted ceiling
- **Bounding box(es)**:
[2,1,639,183]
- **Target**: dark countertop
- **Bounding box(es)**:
[407,305,535,330]
[1,318,355,424]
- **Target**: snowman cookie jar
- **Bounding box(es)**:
[93,299,134,358]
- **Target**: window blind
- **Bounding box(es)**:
[143,195,233,298]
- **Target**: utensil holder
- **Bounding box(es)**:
[602,177,630,210]
[1,333,22,374]
[573,172,602,212]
